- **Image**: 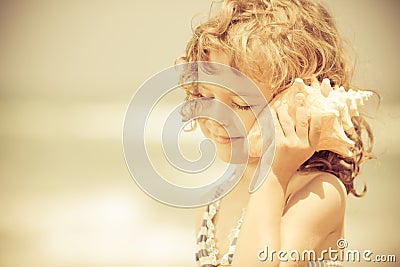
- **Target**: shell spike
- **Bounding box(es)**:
[321,78,332,97]
[293,78,306,93]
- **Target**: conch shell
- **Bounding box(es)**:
[248,78,373,158]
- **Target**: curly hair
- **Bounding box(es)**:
[176,0,374,196]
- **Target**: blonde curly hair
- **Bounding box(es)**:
[176,0,374,196]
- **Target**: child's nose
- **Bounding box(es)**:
[204,98,236,128]
[205,118,226,132]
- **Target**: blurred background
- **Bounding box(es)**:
[0,0,399,266]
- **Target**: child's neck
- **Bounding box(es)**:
[236,157,261,190]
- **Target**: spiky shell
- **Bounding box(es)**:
[248,78,373,158]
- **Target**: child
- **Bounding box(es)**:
[176,0,374,266]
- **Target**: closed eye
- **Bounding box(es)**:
[231,101,252,110]
[194,89,252,110]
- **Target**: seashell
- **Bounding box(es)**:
[248,78,373,158]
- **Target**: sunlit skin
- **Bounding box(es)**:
[197,52,273,166]
[195,52,347,267]
[196,84,259,164]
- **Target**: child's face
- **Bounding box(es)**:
[196,52,273,163]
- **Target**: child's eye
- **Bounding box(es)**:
[231,101,252,110]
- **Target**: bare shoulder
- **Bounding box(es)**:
[287,171,347,199]
[284,171,347,219]
[279,172,347,254]
[304,171,347,200]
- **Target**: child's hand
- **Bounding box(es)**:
[271,93,321,183]
[248,93,321,192]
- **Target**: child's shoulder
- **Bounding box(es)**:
[286,170,347,207]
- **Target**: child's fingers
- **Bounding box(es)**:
[295,93,308,141]
[309,107,322,149]
[271,105,284,141]
[275,101,295,138]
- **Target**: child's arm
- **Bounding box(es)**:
[232,98,336,267]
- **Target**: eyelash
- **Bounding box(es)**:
[194,92,252,111]
[231,101,252,110]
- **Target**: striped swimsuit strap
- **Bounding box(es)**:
[195,200,244,266]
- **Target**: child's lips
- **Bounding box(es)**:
[210,133,242,144]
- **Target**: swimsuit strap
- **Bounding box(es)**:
[195,201,245,266]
